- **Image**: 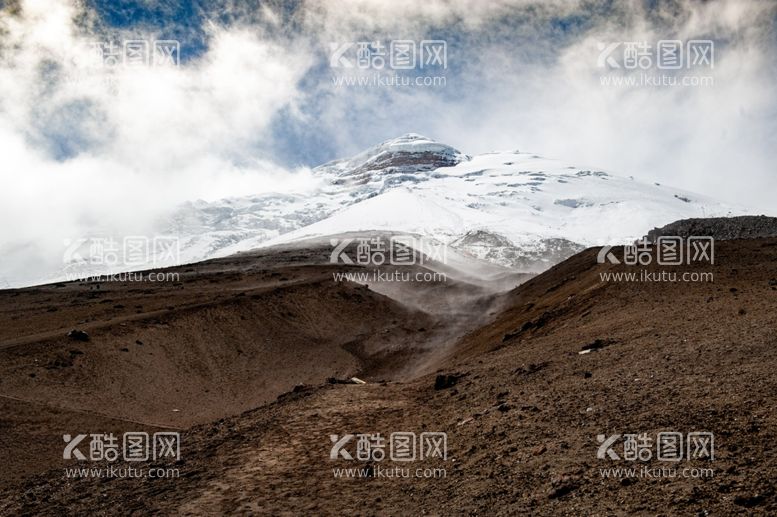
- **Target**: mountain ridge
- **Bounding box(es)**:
[29,133,751,286]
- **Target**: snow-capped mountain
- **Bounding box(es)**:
[180,133,743,272]
[35,133,747,286]
[165,134,472,263]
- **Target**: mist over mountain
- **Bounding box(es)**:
[1,133,742,287]
[150,133,748,271]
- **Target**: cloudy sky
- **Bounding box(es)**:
[1,0,776,281]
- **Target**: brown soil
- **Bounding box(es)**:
[1,238,775,515]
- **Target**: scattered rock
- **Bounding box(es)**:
[532,444,547,455]
[548,474,580,499]
[504,312,558,343]
[580,338,617,353]
[67,329,90,342]
[435,373,464,390]
[734,494,766,508]
[522,312,552,332]
[327,377,367,385]
[496,402,512,413]
[46,355,74,369]
[514,362,549,375]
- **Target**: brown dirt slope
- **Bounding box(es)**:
[1,238,776,515]
[0,242,495,491]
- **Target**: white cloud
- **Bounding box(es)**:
[0,0,316,276]
[0,0,775,285]
[303,0,777,212]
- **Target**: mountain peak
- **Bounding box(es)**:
[316,133,468,183]
[373,133,455,155]
[380,132,436,145]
